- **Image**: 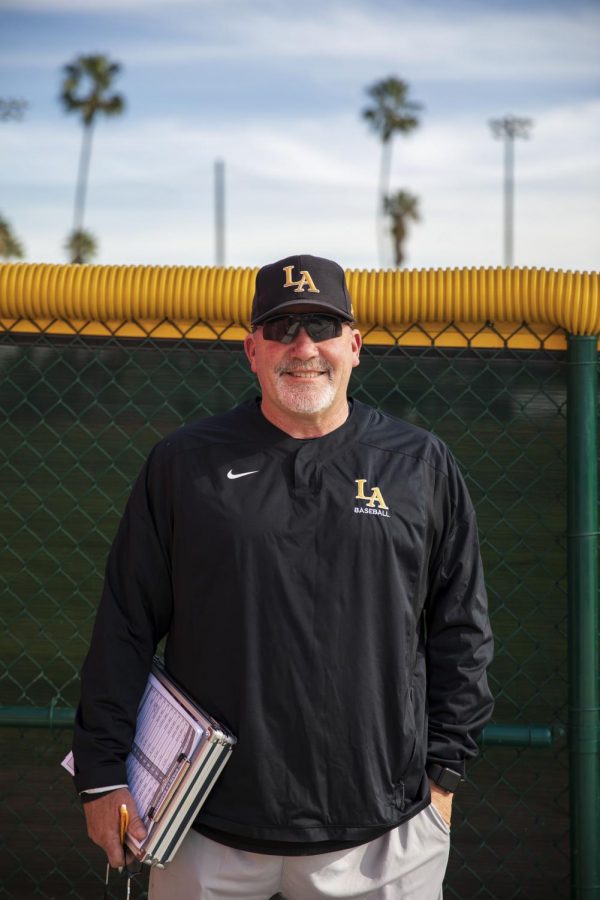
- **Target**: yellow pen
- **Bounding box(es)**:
[119,803,129,845]
[117,803,129,878]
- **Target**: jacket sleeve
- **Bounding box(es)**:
[72,445,174,793]
[425,451,494,776]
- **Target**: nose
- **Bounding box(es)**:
[286,325,320,358]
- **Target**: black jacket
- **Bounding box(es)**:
[73,399,493,845]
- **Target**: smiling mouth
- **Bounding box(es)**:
[283,371,325,379]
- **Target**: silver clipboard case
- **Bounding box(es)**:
[128,657,236,868]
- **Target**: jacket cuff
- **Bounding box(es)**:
[73,763,128,794]
[426,757,466,778]
[80,787,126,804]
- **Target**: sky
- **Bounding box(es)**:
[1,0,599,272]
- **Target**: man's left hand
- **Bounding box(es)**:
[428,779,453,827]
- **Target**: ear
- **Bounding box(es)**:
[244,332,258,373]
[350,328,362,369]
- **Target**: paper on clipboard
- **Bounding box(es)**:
[128,673,205,831]
[61,673,205,830]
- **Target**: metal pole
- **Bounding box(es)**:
[504,132,513,268]
[567,334,600,899]
[489,115,532,268]
[0,707,560,746]
[0,706,75,727]
[214,158,225,267]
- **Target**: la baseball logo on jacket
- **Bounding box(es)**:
[354,479,390,518]
[282,265,320,293]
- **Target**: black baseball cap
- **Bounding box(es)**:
[251,254,354,325]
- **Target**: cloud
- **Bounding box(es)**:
[2,0,599,86]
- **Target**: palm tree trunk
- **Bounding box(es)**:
[393,220,407,267]
[72,121,95,237]
[377,139,393,267]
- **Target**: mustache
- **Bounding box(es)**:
[275,359,333,375]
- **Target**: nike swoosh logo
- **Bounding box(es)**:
[227,469,259,480]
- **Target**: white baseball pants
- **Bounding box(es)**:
[148,804,450,899]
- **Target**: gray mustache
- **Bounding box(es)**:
[276,360,333,375]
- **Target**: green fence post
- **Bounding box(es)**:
[567,333,600,899]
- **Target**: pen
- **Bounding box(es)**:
[119,803,129,845]
[118,803,129,876]
[147,752,189,820]
[103,802,131,899]
[120,803,133,899]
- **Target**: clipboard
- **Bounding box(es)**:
[63,657,236,868]
[126,658,236,867]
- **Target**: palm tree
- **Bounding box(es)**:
[64,228,98,265]
[60,54,124,262]
[0,213,24,259]
[384,190,420,268]
[362,77,422,266]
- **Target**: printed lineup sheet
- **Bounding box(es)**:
[128,673,206,831]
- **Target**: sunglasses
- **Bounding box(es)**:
[257,314,348,344]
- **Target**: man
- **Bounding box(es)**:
[73,254,494,899]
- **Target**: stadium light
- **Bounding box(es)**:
[490,114,533,267]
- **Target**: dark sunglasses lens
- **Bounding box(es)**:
[306,317,342,342]
[262,315,343,343]
[262,317,298,342]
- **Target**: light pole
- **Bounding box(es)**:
[489,114,532,267]
[214,159,225,267]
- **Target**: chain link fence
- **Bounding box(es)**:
[0,317,574,898]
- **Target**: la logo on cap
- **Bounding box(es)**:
[282,265,320,294]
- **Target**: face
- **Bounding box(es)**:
[244,316,362,430]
